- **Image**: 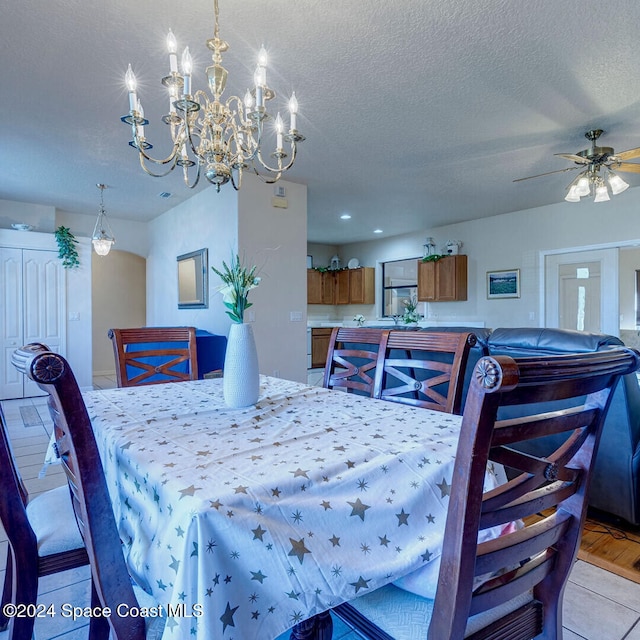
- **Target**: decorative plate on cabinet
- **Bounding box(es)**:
[347,258,360,269]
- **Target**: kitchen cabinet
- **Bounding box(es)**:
[311,327,333,369]
[307,267,375,305]
[348,267,375,304]
[307,269,323,304]
[417,255,467,302]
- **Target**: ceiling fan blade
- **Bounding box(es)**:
[513,166,579,182]
[612,161,640,174]
[553,153,589,164]
[613,146,640,161]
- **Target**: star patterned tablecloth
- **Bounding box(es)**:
[82,376,503,640]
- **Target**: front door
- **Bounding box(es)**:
[544,248,618,336]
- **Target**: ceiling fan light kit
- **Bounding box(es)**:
[515,129,640,204]
[120,0,304,192]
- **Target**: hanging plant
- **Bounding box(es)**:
[54,226,80,269]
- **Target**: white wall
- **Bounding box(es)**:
[237,177,308,382]
[330,188,640,331]
[0,199,56,233]
[619,247,640,331]
[146,174,308,383]
[57,211,149,257]
[146,184,238,335]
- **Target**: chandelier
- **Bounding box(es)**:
[92,184,115,256]
[120,0,304,192]
[565,165,629,203]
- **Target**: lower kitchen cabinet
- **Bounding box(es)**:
[311,327,333,369]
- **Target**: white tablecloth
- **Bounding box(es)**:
[81,376,502,640]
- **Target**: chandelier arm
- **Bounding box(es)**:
[182,111,205,159]
[230,167,242,191]
[182,159,202,189]
[252,166,283,185]
[139,151,181,178]
[132,130,184,166]
[254,142,298,175]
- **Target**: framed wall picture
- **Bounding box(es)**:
[487,269,520,299]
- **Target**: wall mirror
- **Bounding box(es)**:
[177,248,208,309]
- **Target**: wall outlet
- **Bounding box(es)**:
[247,310,256,322]
[290,311,303,322]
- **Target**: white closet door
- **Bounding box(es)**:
[0,248,65,400]
[22,249,65,398]
[1,247,24,399]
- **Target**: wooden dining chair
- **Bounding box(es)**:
[108,326,198,387]
[322,327,388,395]
[11,344,165,640]
[333,347,640,640]
[0,402,89,639]
[373,330,477,414]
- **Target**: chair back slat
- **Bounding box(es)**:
[374,330,476,414]
[11,343,146,640]
[108,326,198,387]
[427,348,640,639]
[323,328,387,395]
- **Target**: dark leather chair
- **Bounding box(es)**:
[333,347,640,639]
[108,326,198,387]
[11,344,165,639]
[323,327,388,396]
[0,402,88,639]
[373,330,476,414]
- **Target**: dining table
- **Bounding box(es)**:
[76,375,505,640]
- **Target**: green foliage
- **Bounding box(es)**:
[421,254,444,263]
[54,226,80,269]
[211,254,261,323]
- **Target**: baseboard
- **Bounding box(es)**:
[93,370,116,377]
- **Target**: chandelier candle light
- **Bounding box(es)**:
[121,0,304,191]
[92,184,115,256]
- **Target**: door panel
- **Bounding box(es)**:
[1,248,24,399]
[0,248,65,400]
[22,250,64,397]
[545,248,618,336]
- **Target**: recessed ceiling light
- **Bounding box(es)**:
[340,213,351,220]
[373,229,383,234]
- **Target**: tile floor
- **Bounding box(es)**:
[1,374,640,639]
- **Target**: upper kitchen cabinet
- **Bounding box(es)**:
[347,267,375,304]
[417,255,467,302]
[307,267,375,305]
[307,268,334,304]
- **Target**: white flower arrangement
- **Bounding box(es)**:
[353,314,365,327]
[402,295,422,324]
[211,254,261,323]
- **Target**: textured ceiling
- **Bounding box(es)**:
[3,0,640,244]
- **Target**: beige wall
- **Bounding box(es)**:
[314,187,640,333]
[146,174,308,383]
[92,250,146,375]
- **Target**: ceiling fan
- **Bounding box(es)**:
[514,129,640,202]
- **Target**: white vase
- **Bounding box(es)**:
[223,323,260,408]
